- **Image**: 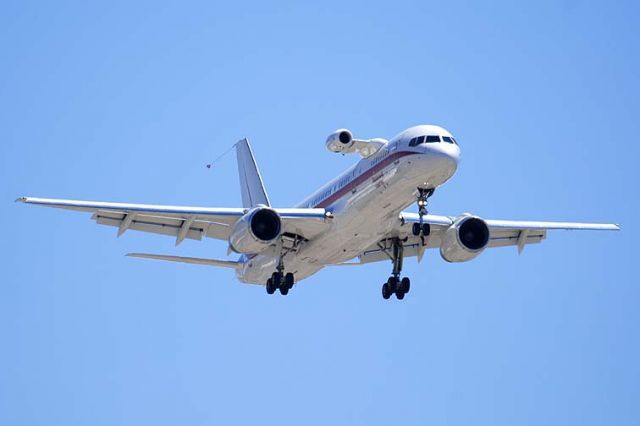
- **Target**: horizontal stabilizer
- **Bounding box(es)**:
[127,253,243,269]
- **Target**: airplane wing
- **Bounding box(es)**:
[353,212,620,265]
[17,197,329,245]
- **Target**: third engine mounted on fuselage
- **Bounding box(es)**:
[440,214,490,262]
[325,128,354,153]
[228,206,282,254]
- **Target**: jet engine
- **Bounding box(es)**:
[440,214,490,262]
[326,128,354,153]
[228,207,282,254]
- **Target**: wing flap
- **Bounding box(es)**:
[358,239,436,264]
[95,213,207,241]
[488,231,546,248]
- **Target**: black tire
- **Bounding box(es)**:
[422,223,431,236]
[387,276,398,293]
[285,272,294,289]
[382,283,391,300]
[401,277,411,293]
[266,278,275,294]
[412,223,421,236]
[272,272,281,288]
[280,285,289,295]
[396,290,405,300]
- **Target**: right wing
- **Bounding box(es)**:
[17,197,330,245]
[354,212,619,265]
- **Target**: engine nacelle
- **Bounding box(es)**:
[326,128,354,153]
[440,214,490,263]
[228,207,282,254]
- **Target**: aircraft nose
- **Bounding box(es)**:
[422,141,460,182]
[431,140,459,162]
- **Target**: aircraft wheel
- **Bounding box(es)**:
[387,276,398,294]
[400,277,411,294]
[279,285,289,296]
[266,278,276,295]
[396,290,405,300]
[412,223,421,236]
[422,223,431,236]
[271,272,282,287]
[285,272,294,289]
[382,283,391,300]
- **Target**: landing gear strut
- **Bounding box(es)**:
[411,188,434,244]
[380,238,411,300]
[265,255,295,296]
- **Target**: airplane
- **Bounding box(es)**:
[17,125,620,300]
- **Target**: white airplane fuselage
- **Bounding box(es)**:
[237,125,460,284]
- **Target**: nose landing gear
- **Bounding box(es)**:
[412,188,435,243]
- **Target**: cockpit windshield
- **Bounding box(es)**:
[442,136,457,144]
[409,134,457,146]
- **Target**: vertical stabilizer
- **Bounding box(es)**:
[236,138,271,208]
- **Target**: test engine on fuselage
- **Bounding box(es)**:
[440,214,490,262]
[326,129,354,153]
[228,207,282,254]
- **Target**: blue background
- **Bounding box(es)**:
[1,1,637,425]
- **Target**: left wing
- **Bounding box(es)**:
[354,212,619,265]
[17,197,329,245]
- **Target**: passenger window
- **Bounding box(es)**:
[442,136,454,144]
[425,135,440,143]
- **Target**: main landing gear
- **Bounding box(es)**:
[380,188,435,300]
[265,256,295,296]
[380,238,411,300]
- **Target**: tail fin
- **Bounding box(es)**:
[236,138,271,208]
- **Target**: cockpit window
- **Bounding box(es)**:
[410,135,451,146]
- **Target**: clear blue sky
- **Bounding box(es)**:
[1,1,638,425]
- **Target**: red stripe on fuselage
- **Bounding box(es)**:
[314,150,418,208]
